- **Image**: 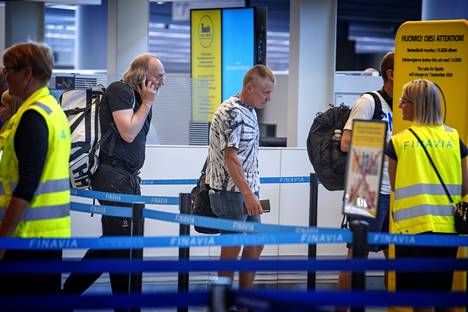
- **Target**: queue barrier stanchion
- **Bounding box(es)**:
[350,219,369,312]
[209,277,232,312]
[307,173,319,290]
[178,193,191,312]
[130,202,144,312]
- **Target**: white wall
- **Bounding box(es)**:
[334,73,383,107]
[107,0,149,76]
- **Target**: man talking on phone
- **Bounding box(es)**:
[63,53,165,304]
[207,65,275,293]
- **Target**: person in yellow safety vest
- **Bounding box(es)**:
[0,42,71,298]
[386,79,468,312]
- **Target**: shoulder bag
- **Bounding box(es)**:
[190,158,220,234]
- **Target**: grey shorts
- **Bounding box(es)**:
[208,190,261,233]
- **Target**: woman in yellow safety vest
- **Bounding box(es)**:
[0,42,71,298]
[386,79,468,312]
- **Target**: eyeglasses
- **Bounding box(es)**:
[156,74,166,84]
[399,98,412,105]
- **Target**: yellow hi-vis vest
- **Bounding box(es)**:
[392,125,460,234]
[0,87,71,238]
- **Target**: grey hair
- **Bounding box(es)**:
[402,79,442,126]
[122,53,159,90]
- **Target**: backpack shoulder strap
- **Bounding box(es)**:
[363,91,383,120]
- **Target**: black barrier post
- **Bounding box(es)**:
[350,219,369,312]
[129,202,144,312]
[307,173,318,290]
[178,193,191,312]
[209,277,232,312]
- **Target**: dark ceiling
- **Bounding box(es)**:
[336,0,422,70]
[338,0,421,23]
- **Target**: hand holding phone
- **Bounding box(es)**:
[260,199,270,213]
[139,79,156,106]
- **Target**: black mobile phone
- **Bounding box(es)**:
[260,199,270,213]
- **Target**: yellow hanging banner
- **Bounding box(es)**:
[191,9,222,122]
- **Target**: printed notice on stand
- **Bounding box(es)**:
[343,120,387,218]
[401,33,463,80]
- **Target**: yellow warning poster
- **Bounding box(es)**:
[191,9,221,122]
[394,20,468,140]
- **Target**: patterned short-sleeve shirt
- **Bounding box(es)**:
[206,95,260,192]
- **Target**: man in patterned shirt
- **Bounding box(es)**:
[206,64,275,289]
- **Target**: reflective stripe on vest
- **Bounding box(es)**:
[393,203,454,222]
[395,183,461,200]
[35,102,52,115]
[0,178,69,197]
[0,203,69,221]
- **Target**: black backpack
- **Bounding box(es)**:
[306,92,384,191]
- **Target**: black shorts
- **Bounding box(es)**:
[395,233,458,291]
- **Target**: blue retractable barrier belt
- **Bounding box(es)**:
[141,179,197,185]
[0,232,347,249]
[1,259,466,273]
[139,176,311,185]
[368,232,468,247]
[142,207,345,235]
[71,188,179,205]
[2,231,467,250]
[71,202,133,217]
